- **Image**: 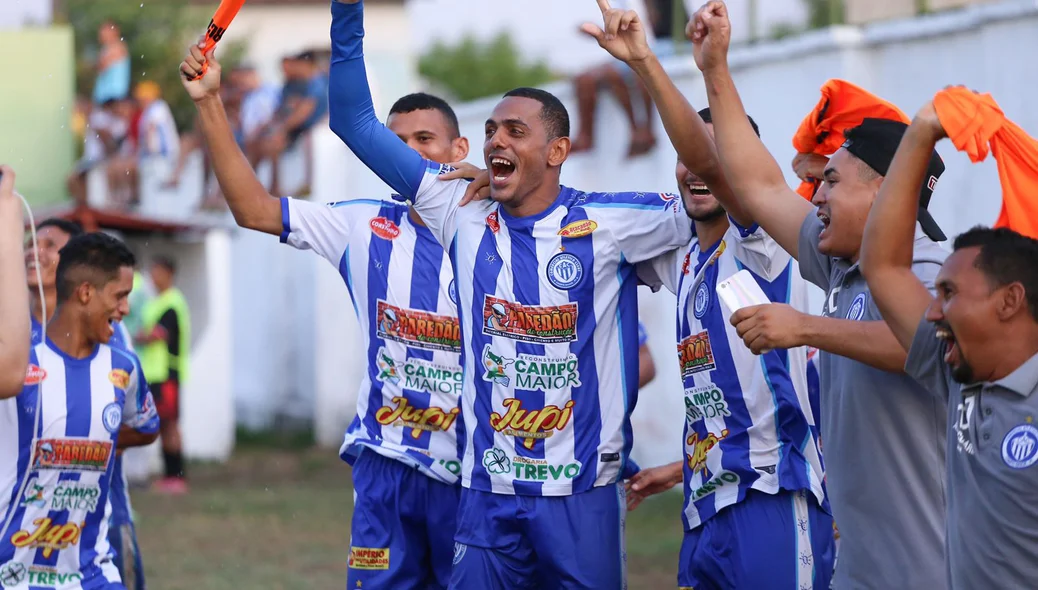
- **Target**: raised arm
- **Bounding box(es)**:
[859,105,943,351]
[692,2,814,258]
[581,0,752,227]
[0,166,29,398]
[180,46,281,235]
[328,0,425,200]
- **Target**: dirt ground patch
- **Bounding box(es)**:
[134,448,684,589]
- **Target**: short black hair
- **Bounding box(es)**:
[389,93,461,139]
[953,226,1038,322]
[56,233,136,302]
[697,107,760,138]
[37,218,84,239]
[152,255,176,274]
[503,87,570,140]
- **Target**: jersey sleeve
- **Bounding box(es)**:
[797,211,833,290]
[279,196,360,264]
[904,315,952,401]
[635,248,682,295]
[586,192,694,264]
[727,217,793,282]
[120,354,160,434]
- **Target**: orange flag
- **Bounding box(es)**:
[933,88,1038,239]
[792,79,911,199]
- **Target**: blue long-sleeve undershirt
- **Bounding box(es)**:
[328,0,426,200]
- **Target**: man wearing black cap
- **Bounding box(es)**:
[688,3,950,589]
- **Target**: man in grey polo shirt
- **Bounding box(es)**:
[691,7,949,586]
[860,98,1038,589]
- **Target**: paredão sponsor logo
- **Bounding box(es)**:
[21,478,102,512]
[480,345,581,390]
[32,439,112,472]
[482,296,578,344]
[557,219,598,238]
[348,547,390,570]
[375,347,463,395]
[369,217,400,241]
[10,518,83,559]
[677,331,716,376]
[375,397,461,439]
[490,398,575,450]
[108,369,130,389]
[376,300,461,352]
[24,365,46,386]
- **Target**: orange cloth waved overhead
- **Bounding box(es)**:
[933,88,1038,239]
[792,79,911,199]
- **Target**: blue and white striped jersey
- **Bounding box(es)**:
[328,0,694,496]
[638,222,826,529]
[0,337,158,589]
[279,196,464,484]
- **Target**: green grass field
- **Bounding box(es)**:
[132,448,685,589]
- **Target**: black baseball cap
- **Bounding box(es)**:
[841,118,947,242]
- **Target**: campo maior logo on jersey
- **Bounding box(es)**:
[482,296,578,344]
[376,300,461,353]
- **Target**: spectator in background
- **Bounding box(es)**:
[137,257,191,494]
[107,81,181,207]
[93,20,131,105]
[249,52,329,197]
[232,64,280,150]
[571,0,682,157]
[68,98,136,204]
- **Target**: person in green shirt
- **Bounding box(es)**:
[135,256,191,494]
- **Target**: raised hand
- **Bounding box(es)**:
[580,0,652,65]
[438,162,491,206]
[689,1,732,73]
[179,40,222,102]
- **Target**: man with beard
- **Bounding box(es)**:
[861,98,1038,590]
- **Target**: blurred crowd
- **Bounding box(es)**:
[68,20,331,213]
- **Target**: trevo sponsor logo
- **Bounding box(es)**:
[369,217,401,241]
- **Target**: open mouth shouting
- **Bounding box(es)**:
[935,323,960,366]
[489,154,517,187]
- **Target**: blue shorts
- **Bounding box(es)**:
[108,456,146,590]
[450,483,626,590]
[678,490,835,590]
[348,449,460,590]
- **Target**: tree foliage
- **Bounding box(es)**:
[418,32,555,103]
[57,0,245,132]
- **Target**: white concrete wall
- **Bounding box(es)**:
[0,0,51,30]
[308,0,1038,467]
[406,0,808,77]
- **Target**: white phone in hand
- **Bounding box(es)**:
[716,269,771,315]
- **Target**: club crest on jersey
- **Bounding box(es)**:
[693,282,711,319]
[846,292,868,321]
[557,219,598,239]
[369,217,400,241]
[448,279,458,305]
[482,296,578,344]
[108,369,130,390]
[486,211,500,234]
[546,252,584,290]
[453,543,468,566]
[1002,424,1038,469]
[24,364,47,386]
[102,403,122,434]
